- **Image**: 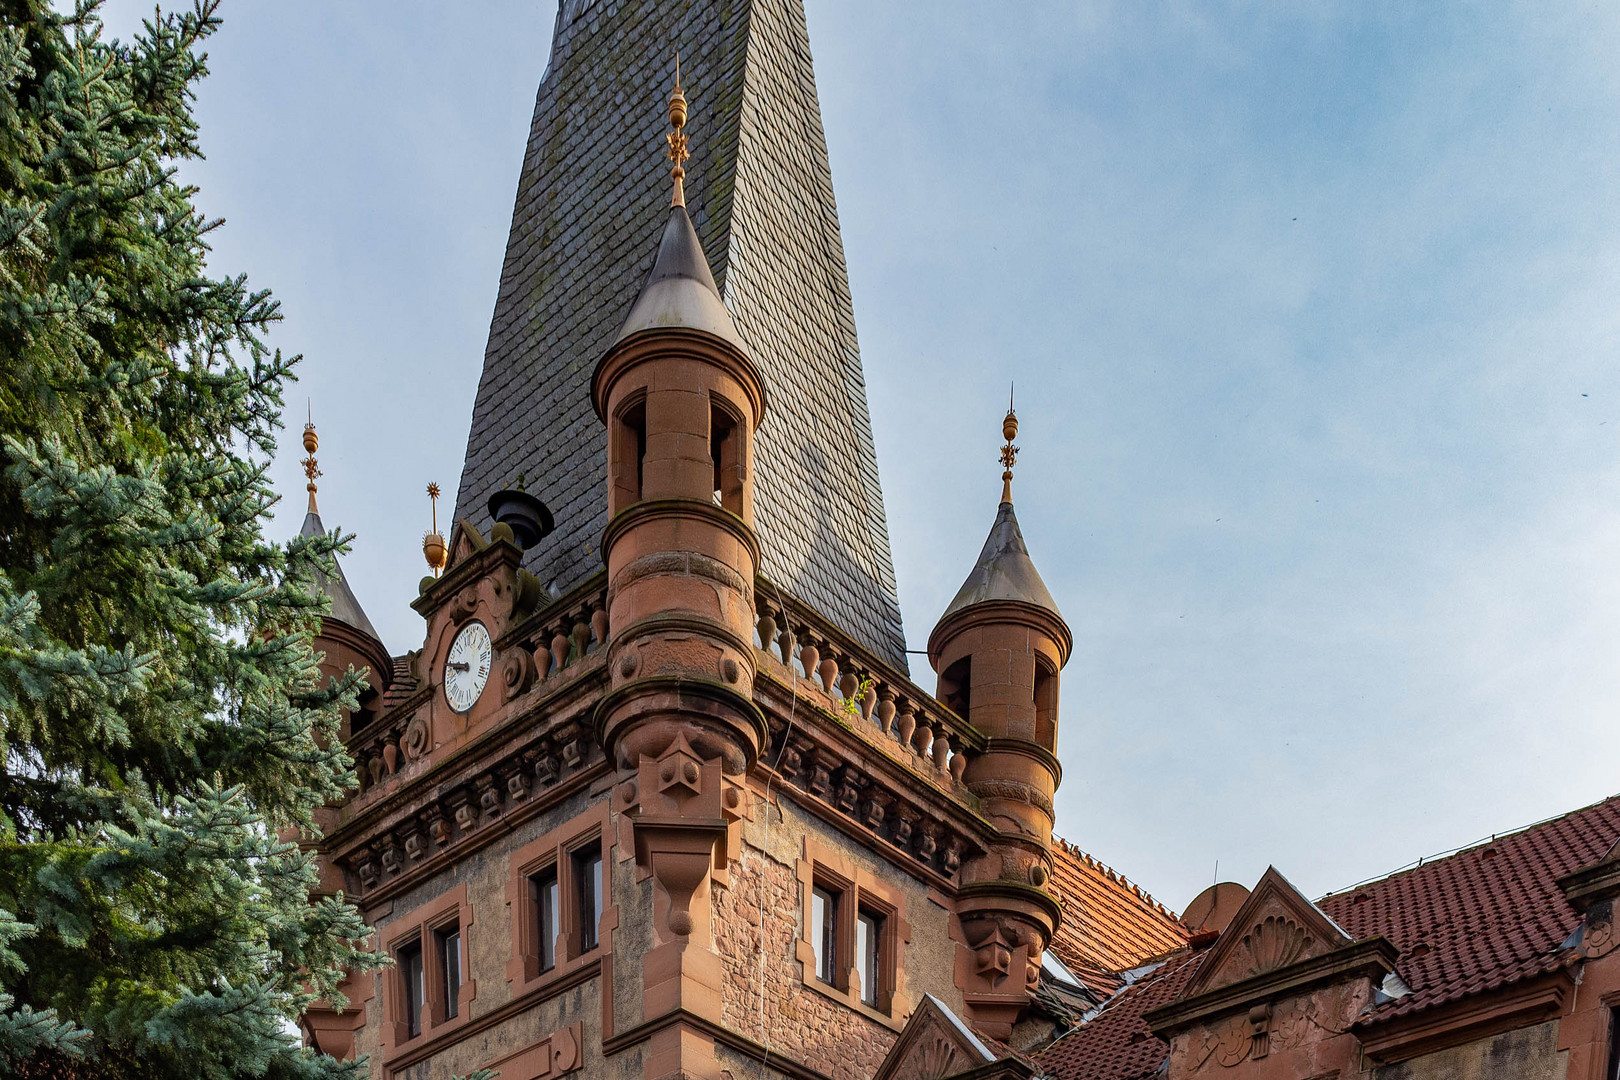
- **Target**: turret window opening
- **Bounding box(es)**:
[940,657,971,720]
[710,399,743,514]
[612,397,647,511]
[1034,659,1057,748]
[1607,1007,1620,1080]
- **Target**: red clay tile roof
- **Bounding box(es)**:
[1049,837,1190,985]
[1032,950,1203,1080]
[1317,792,1620,1023]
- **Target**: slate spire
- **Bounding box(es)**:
[454,0,906,666]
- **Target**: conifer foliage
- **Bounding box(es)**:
[0,2,380,1076]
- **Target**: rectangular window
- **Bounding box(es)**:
[574,848,603,954]
[437,925,461,1020]
[812,885,838,985]
[398,937,424,1038]
[532,866,559,973]
[857,908,883,1007]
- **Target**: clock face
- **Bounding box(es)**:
[444,620,492,714]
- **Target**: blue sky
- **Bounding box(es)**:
[98,2,1620,911]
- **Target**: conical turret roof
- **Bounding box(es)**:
[300,508,383,642]
[940,499,1063,623]
[614,205,747,353]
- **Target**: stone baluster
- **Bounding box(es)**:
[895,698,917,748]
[755,604,777,653]
[913,717,934,759]
[875,688,896,737]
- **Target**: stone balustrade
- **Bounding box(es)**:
[752,578,984,788]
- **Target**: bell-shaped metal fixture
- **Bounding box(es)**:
[487,487,555,550]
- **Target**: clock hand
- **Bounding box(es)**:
[449,661,470,672]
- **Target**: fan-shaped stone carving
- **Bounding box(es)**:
[916,1036,962,1080]
[1243,915,1312,975]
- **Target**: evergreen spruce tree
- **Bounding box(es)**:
[0,2,382,1076]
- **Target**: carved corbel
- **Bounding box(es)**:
[631,734,730,941]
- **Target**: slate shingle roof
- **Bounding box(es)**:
[1318,792,1620,1024]
[456,0,906,666]
[380,656,417,712]
[1049,837,1190,985]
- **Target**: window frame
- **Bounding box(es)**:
[507,804,616,993]
[381,884,475,1055]
[795,836,912,1028]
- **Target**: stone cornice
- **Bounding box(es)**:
[927,598,1074,670]
[1558,855,1620,912]
[601,497,763,574]
[982,737,1063,788]
[1354,969,1574,1065]
[1144,938,1398,1038]
[602,1007,831,1080]
[334,651,606,841]
[591,325,768,427]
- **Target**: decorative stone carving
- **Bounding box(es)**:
[501,649,534,700]
[506,769,531,802]
[917,1037,963,1080]
[1239,915,1312,976]
[401,714,430,762]
[476,774,501,817]
[835,771,861,815]
[1587,899,1617,958]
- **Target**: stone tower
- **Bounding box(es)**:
[455,0,906,667]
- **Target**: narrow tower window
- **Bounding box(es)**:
[1034,660,1058,748]
[711,401,743,514]
[612,398,647,511]
[939,657,972,720]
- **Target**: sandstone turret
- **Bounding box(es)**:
[589,71,768,1077]
[928,406,1071,1038]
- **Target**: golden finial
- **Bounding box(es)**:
[302,404,321,514]
[666,53,689,209]
[423,482,447,577]
[999,386,1019,505]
